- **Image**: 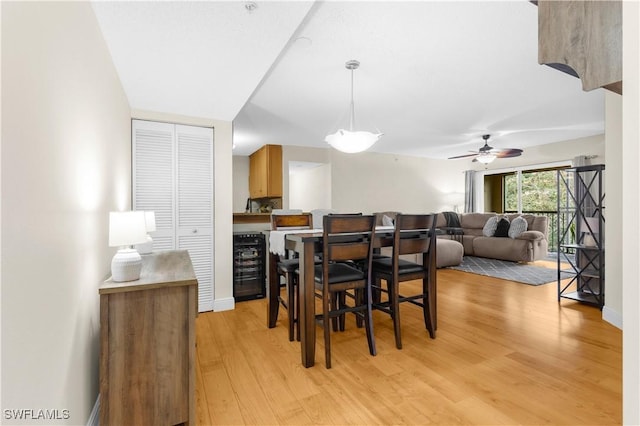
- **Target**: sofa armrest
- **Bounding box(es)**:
[516,230,545,241]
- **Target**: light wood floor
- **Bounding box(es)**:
[195,265,621,425]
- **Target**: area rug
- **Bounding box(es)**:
[447,256,571,286]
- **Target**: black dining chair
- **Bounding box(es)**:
[371,213,437,349]
[271,213,313,341]
[308,214,377,369]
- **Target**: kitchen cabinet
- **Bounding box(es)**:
[249,144,282,199]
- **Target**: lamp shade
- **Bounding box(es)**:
[580,217,600,247]
[144,211,157,232]
[325,130,382,154]
[136,211,157,255]
[109,211,147,247]
[583,217,600,234]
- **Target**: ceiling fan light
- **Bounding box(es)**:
[325,130,382,153]
[476,153,497,164]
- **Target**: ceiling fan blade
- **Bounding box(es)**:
[448,153,479,160]
[495,148,523,158]
[449,133,523,161]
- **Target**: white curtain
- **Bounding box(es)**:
[464,170,476,213]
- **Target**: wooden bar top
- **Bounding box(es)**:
[100,250,197,295]
[233,212,272,224]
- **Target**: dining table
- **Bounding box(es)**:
[266,226,437,368]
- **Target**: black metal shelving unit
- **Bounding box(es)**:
[557,164,605,309]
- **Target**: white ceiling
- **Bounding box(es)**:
[92,1,605,160]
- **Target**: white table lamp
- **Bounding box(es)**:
[136,211,157,255]
[109,211,148,282]
[581,217,600,247]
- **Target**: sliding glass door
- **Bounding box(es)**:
[483,167,566,251]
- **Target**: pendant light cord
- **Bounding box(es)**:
[349,67,355,132]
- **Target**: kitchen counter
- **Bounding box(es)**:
[233,212,271,224]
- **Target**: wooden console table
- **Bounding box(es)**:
[99,250,198,426]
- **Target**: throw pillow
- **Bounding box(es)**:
[508,215,528,239]
[382,214,394,227]
[494,218,510,238]
[482,216,498,237]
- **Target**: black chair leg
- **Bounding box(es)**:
[372,276,383,304]
[389,281,402,349]
[338,291,347,331]
[294,276,300,341]
[323,294,332,369]
[422,278,435,339]
[364,284,377,356]
[330,293,339,332]
[354,289,364,328]
[285,272,296,342]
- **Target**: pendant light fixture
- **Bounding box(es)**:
[325,60,382,153]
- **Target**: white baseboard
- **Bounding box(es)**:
[603,306,622,329]
[87,395,99,426]
[213,297,235,312]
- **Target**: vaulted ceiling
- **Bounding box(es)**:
[92,1,604,160]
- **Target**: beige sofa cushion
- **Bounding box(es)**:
[436,239,464,268]
[473,237,532,262]
[460,213,496,229]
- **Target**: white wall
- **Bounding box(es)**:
[279,146,466,214]
[1,2,131,422]
[281,146,332,210]
[289,163,332,211]
[132,110,234,312]
[233,156,250,212]
[328,149,466,214]
[622,1,640,423]
[604,91,622,328]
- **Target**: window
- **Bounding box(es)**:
[504,169,559,213]
[484,165,570,249]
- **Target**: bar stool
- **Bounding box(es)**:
[306,214,377,368]
[371,213,437,349]
[271,213,312,341]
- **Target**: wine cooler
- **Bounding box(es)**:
[233,232,266,302]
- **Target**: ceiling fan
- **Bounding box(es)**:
[447,134,523,164]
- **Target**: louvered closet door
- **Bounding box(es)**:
[133,120,215,313]
[133,120,176,251]
[175,124,214,312]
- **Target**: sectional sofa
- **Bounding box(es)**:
[435,212,549,263]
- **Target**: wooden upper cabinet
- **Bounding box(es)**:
[249,144,283,198]
[538,0,622,94]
